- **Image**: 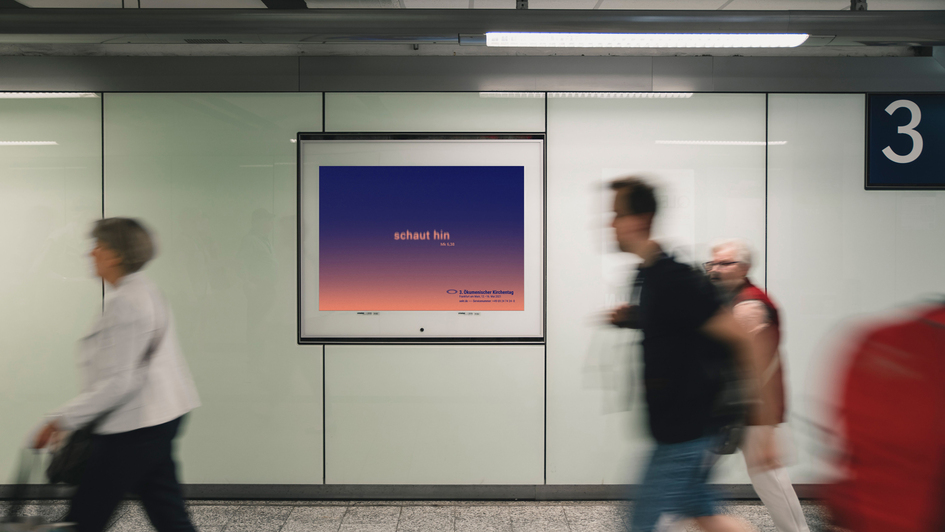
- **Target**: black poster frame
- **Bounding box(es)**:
[296,132,547,345]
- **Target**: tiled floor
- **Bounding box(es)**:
[5,500,831,532]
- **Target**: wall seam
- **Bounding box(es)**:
[323,344,327,485]
[101,93,105,309]
[765,93,769,289]
[543,91,548,486]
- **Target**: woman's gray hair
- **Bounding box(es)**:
[91,218,156,274]
[711,238,753,268]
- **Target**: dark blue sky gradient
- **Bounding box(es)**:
[319,166,525,307]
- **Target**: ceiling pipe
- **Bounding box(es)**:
[0,9,942,46]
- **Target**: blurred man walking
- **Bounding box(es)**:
[609,178,776,532]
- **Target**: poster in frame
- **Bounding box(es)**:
[297,133,545,344]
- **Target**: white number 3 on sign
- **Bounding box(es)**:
[882,99,923,164]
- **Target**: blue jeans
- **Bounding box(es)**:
[631,435,720,532]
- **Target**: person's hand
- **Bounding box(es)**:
[609,305,629,325]
[33,420,62,449]
[745,425,781,473]
[609,305,639,328]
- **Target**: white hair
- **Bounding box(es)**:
[711,239,753,268]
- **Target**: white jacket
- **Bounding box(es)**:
[53,272,201,434]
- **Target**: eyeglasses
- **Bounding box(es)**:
[703,261,740,271]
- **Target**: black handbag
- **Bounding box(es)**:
[45,421,102,485]
[46,293,167,485]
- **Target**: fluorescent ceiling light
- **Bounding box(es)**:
[9,166,86,170]
[478,92,545,98]
[656,140,787,146]
[479,92,692,98]
[549,92,693,98]
[0,141,58,146]
[486,33,808,48]
[0,92,98,99]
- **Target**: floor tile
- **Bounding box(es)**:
[802,504,831,532]
[719,502,777,532]
[454,506,512,532]
[563,505,629,532]
[7,503,70,525]
[510,506,570,532]
[223,505,293,532]
[108,503,149,532]
[341,506,400,526]
[7,497,826,532]
[338,525,398,532]
[282,506,348,532]
[396,506,453,532]
[188,505,236,528]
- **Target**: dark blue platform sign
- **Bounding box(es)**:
[868,94,945,189]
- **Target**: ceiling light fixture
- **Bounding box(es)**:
[478,92,546,98]
[656,140,788,146]
[486,33,809,48]
[0,93,98,99]
[0,141,59,146]
[549,92,693,98]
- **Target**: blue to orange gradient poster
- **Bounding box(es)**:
[319,166,525,311]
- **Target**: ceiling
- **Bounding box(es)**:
[10,0,945,9]
[1,0,943,57]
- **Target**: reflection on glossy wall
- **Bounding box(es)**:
[768,93,945,483]
[321,92,547,484]
[104,93,323,483]
[326,345,544,485]
[0,94,102,481]
[326,92,546,133]
[546,93,767,485]
[2,90,942,489]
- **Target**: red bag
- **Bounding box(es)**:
[826,305,945,532]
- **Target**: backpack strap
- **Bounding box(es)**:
[141,290,168,366]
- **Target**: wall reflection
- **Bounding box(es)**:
[103,93,323,483]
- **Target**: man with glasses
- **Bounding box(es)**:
[704,240,809,532]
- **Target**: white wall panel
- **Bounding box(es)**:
[325,345,544,484]
[767,93,945,483]
[0,94,102,482]
[104,93,324,483]
[9,88,934,490]
[326,92,545,133]
[546,93,767,485]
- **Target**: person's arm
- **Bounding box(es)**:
[701,309,757,396]
[732,300,781,426]
[701,309,780,470]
